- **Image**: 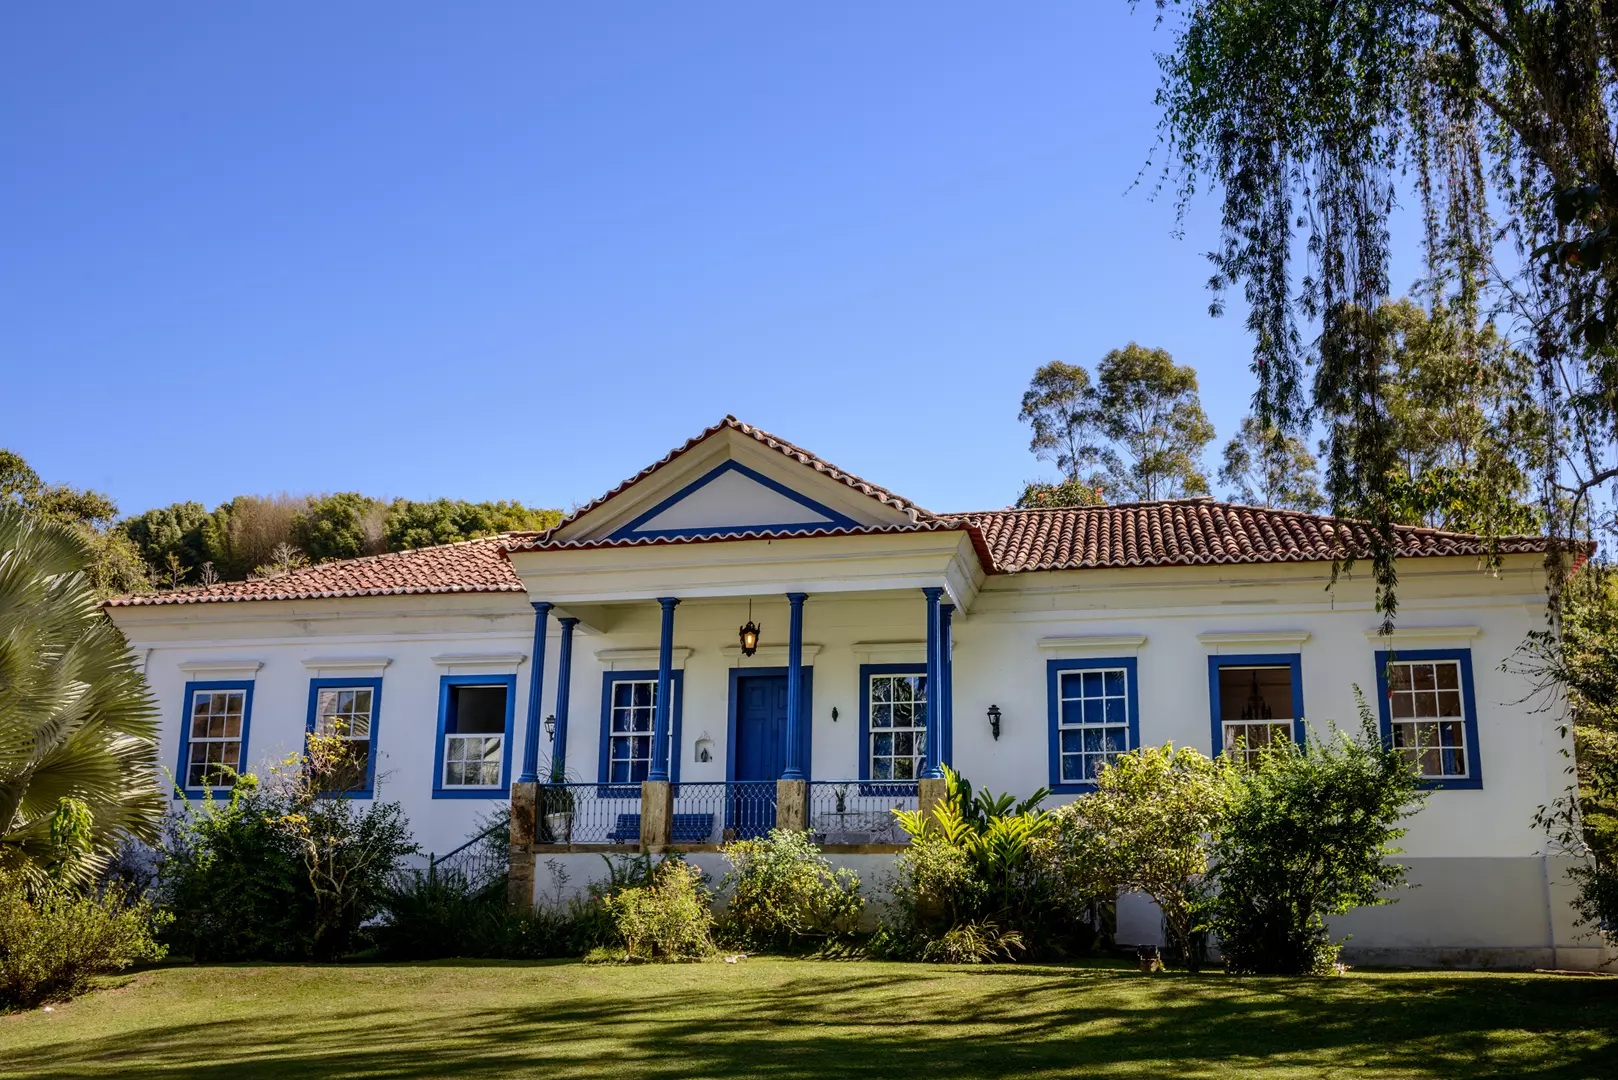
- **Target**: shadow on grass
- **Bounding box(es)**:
[4,964,1615,1079]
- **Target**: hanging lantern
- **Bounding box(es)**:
[738,599,761,657]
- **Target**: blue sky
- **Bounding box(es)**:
[1,4,1421,517]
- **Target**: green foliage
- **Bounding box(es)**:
[598,857,715,962]
[1094,343,1215,501]
[158,744,417,962]
[1218,416,1324,512]
[1018,361,1102,483]
[0,508,163,883]
[199,494,309,582]
[293,493,388,564]
[1209,699,1425,975]
[880,769,1101,962]
[717,829,863,953]
[118,502,211,587]
[1051,744,1232,971]
[383,498,561,551]
[1,450,150,598]
[1015,477,1107,508]
[0,873,168,1010]
[374,868,582,961]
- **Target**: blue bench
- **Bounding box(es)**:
[606,813,715,844]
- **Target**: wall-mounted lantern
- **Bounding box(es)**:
[738,599,761,657]
[987,704,1002,741]
[543,714,556,740]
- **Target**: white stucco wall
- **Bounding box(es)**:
[108,549,1613,967]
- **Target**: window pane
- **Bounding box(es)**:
[1436,663,1459,690]
[1216,666,1294,721]
[450,685,506,734]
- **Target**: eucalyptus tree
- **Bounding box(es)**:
[0,507,162,883]
[1218,416,1326,512]
[1094,343,1216,500]
[1138,0,1618,619]
[1018,361,1104,483]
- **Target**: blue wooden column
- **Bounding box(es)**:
[519,601,553,783]
[650,597,680,783]
[940,602,955,768]
[549,617,579,781]
[921,587,945,779]
[782,592,808,780]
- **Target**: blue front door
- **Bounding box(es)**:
[731,674,786,837]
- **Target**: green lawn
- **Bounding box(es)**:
[1,960,1614,1079]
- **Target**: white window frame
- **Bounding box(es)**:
[1386,657,1472,780]
[1054,665,1131,784]
[185,688,247,789]
[441,683,509,790]
[866,670,928,783]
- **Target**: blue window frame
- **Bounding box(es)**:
[305,677,383,799]
[1045,657,1140,792]
[174,680,254,798]
[432,674,517,799]
[858,663,928,794]
[1207,653,1305,762]
[1373,648,1483,790]
[598,669,683,795]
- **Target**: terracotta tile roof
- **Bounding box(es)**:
[507,415,936,552]
[508,520,969,554]
[960,499,1562,573]
[104,535,533,607]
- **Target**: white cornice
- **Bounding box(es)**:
[431,652,528,673]
[1196,631,1312,649]
[176,659,263,678]
[719,644,822,666]
[300,656,393,673]
[1362,625,1482,643]
[850,640,953,663]
[1038,634,1147,652]
[593,646,693,671]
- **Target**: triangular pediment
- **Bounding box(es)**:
[607,460,858,540]
[547,418,931,545]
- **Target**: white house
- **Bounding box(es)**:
[105,416,1611,969]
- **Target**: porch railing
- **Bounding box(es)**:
[669,780,778,844]
[534,782,642,845]
[808,780,915,845]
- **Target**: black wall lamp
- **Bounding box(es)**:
[738,599,761,657]
[987,704,1002,741]
[543,714,556,740]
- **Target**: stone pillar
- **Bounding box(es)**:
[781,592,808,781]
[650,598,679,783]
[920,587,945,779]
[917,776,948,829]
[508,780,538,906]
[641,779,673,850]
[518,602,552,784]
[776,778,808,832]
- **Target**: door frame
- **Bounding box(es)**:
[724,666,814,783]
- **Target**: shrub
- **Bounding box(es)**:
[918,921,1025,964]
[718,829,863,953]
[1209,698,1425,975]
[878,768,1107,961]
[374,869,580,961]
[158,739,418,962]
[0,873,169,1010]
[1049,744,1232,970]
[599,858,714,962]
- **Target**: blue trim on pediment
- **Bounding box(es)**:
[607,460,861,541]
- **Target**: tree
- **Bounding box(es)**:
[1,450,149,598]
[294,493,388,564]
[1209,701,1424,975]
[1052,744,1233,971]
[1138,0,1618,621]
[382,498,561,552]
[119,502,211,587]
[0,508,163,884]
[200,494,307,581]
[1093,344,1215,500]
[1014,477,1107,509]
[1018,362,1103,482]
[1219,417,1326,512]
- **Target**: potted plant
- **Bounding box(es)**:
[538,764,579,844]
